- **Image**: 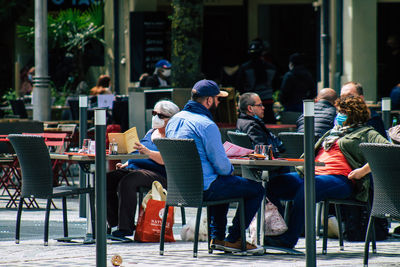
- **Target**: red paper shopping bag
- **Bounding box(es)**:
[134,199,175,242]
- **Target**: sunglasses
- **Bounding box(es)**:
[152,111,170,119]
[252,103,264,107]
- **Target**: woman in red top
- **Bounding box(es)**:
[264,96,389,249]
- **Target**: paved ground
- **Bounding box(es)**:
[1,196,400,266]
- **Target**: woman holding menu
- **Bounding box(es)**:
[106,100,179,239]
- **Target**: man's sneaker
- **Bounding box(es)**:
[223,239,265,255]
[112,229,133,238]
[210,239,225,251]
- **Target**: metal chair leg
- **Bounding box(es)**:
[159,204,169,256]
[364,216,374,266]
[44,198,52,246]
[316,202,323,237]
[335,204,344,250]
[181,207,186,225]
[193,207,202,258]
[62,197,68,237]
[322,200,329,254]
[15,197,24,244]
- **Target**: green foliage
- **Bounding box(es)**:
[170,0,203,88]
[1,89,17,103]
[17,4,104,51]
[16,4,105,96]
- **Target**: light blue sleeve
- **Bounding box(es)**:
[202,123,234,176]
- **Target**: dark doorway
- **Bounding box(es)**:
[377,3,400,99]
[258,4,318,87]
[0,23,13,98]
[203,6,248,82]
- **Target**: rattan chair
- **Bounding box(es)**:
[154,138,246,258]
[8,134,95,245]
[360,143,400,266]
[278,131,318,158]
[227,131,253,149]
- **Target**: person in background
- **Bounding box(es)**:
[20,66,35,96]
[296,88,338,138]
[236,92,285,157]
[90,75,112,95]
[166,80,265,255]
[236,39,277,123]
[340,81,387,138]
[279,53,316,112]
[140,59,171,88]
[264,95,390,249]
[106,100,180,239]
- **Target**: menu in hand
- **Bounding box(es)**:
[223,141,254,158]
[108,127,140,154]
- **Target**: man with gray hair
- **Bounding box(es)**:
[296,88,337,138]
[236,92,285,157]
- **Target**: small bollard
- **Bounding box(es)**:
[382,97,391,130]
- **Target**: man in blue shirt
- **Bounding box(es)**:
[166,80,265,255]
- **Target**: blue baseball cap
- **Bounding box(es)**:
[192,80,228,97]
[155,59,171,68]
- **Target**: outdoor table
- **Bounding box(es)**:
[229,157,324,253]
[265,124,297,136]
[49,152,149,243]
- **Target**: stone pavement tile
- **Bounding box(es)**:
[2,198,400,266]
[1,237,400,266]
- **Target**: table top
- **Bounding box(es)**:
[265,124,296,129]
[230,158,324,167]
[49,153,148,161]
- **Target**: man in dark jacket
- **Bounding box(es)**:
[296,88,337,138]
[139,59,171,88]
[341,81,388,139]
[280,53,316,112]
[236,92,285,157]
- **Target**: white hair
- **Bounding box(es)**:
[154,100,180,117]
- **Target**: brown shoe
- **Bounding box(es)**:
[210,239,225,251]
[223,239,265,255]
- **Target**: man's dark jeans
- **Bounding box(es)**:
[203,175,264,243]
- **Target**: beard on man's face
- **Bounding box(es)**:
[208,98,218,113]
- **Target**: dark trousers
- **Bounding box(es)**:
[203,175,265,242]
[106,168,167,232]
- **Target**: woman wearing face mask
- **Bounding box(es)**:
[143,59,171,88]
[263,95,389,249]
[106,100,180,239]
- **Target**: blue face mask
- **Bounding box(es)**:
[335,113,348,126]
[253,114,261,120]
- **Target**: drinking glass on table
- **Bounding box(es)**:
[81,139,91,153]
[254,144,267,156]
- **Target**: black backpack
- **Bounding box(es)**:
[342,204,389,241]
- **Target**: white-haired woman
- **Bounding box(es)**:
[106,100,180,238]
